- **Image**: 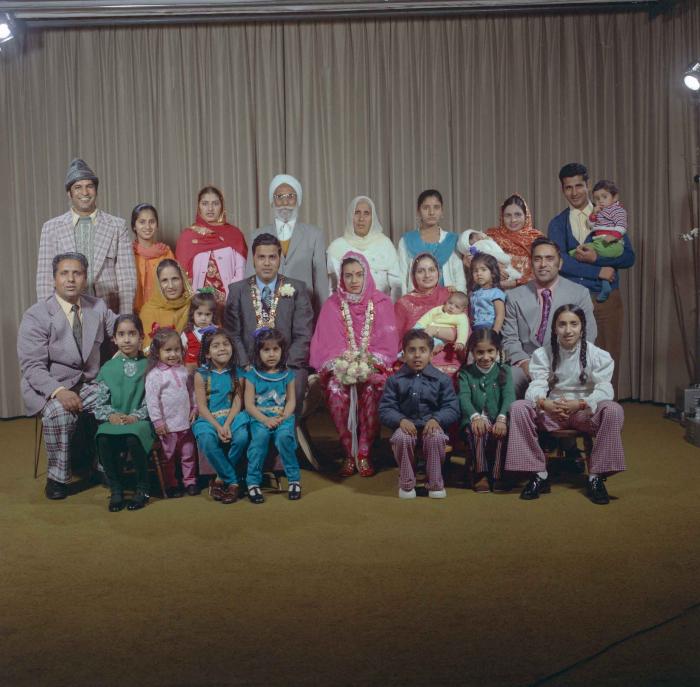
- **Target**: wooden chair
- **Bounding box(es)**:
[539,428,593,467]
[297,373,322,470]
[33,416,43,478]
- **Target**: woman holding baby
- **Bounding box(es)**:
[458,194,543,289]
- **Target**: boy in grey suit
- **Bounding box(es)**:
[246,174,329,316]
[502,238,597,398]
[18,253,116,499]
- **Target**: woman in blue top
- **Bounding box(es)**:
[243,328,300,504]
[397,189,466,295]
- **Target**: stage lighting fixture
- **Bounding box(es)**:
[0,13,15,44]
[683,61,700,92]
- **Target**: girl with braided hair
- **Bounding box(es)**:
[504,304,626,505]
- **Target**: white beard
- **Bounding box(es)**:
[272,205,299,225]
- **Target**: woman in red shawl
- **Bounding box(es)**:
[394,253,463,377]
[484,194,543,289]
[175,186,247,309]
[310,252,398,477]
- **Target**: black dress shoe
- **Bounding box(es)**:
[127,487,149,511]
[587,476,610,505]
[519,475,551,500]
[247,486,265,504]
[185,484,201,496]
[109,493,126,512]
[45,478,69,500]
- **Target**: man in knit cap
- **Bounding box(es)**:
[246,173,329,316]
[35,158,136,314]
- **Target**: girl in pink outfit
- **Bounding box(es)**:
[145,327,198,497]
[310,251,398,477]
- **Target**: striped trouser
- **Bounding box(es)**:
[504,399,626,475]
[41,382,100,483]
[390,427,448,491]
[465,429,506,479]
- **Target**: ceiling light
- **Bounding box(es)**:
[0,13,15,44]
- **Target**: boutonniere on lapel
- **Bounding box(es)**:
[278,283,295,298]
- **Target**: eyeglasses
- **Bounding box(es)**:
[273,193,297,202]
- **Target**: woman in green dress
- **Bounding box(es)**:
[94,315,156,511]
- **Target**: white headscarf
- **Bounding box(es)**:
[339,195,386,251]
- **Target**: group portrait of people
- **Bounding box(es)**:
[18,156,633,512]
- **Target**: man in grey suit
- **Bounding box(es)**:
[18,252,116,500]
[502,238,597,398]
[226,232,314,415]
[246,174,329,316]
[36,159,136,314]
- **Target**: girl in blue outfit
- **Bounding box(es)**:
[468,253,506,333]
[192,328,249,504]
[243,328,301,504]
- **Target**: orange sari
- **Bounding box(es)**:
[485,195,543,286]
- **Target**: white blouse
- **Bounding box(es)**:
[525,341,614,414]
[397,229,467,296]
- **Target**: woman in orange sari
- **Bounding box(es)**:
[131,203,175,313]
[484,194,543,290]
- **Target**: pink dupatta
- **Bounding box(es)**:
[310,251,398,371]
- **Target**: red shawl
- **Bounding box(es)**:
[175,212,248,279]
[485,195,543,285]
[394,253,460,374]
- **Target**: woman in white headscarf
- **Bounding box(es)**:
[327,196,402,301]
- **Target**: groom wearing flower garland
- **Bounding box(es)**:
[225,233,314,418]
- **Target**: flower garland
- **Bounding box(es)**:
[250,277,295,329]
[332,300,377,385]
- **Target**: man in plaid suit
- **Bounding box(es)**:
[19,252,116,500]
[36,159,136,314]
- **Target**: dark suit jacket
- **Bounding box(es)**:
[246,223,329,315]
[548,208,635,294]
[223,274,313,370]
[17,294,116,415]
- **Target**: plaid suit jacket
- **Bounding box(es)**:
[36,209,136,314]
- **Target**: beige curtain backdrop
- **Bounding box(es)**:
[1,6,698,417]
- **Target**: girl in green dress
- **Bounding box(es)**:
[94,315,156,511]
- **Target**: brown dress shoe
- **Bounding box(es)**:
[209,478,224,501]
[221,484,239,505]
[472,475,490,493]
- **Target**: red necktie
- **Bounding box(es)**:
[536,289,552,345]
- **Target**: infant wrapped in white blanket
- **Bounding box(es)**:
[457,229,522,282]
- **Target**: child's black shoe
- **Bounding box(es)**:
[108,491,126,512]
[127,486,149,511]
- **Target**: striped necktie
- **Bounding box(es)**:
[71,304,83,354]
[261,285,272,312]
[535,289,552,346]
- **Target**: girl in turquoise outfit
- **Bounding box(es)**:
[243,328,300,504]
[94,315,156,512]
[192,329,249,505]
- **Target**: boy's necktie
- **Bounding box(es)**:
[71,304,83,355]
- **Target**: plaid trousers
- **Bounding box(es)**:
[390,427,448,491]
[41,382,100,483]
[505,399,626,475]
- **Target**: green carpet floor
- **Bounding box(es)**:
[1,403,698,687]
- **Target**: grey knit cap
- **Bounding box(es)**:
[65,158,99,191]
